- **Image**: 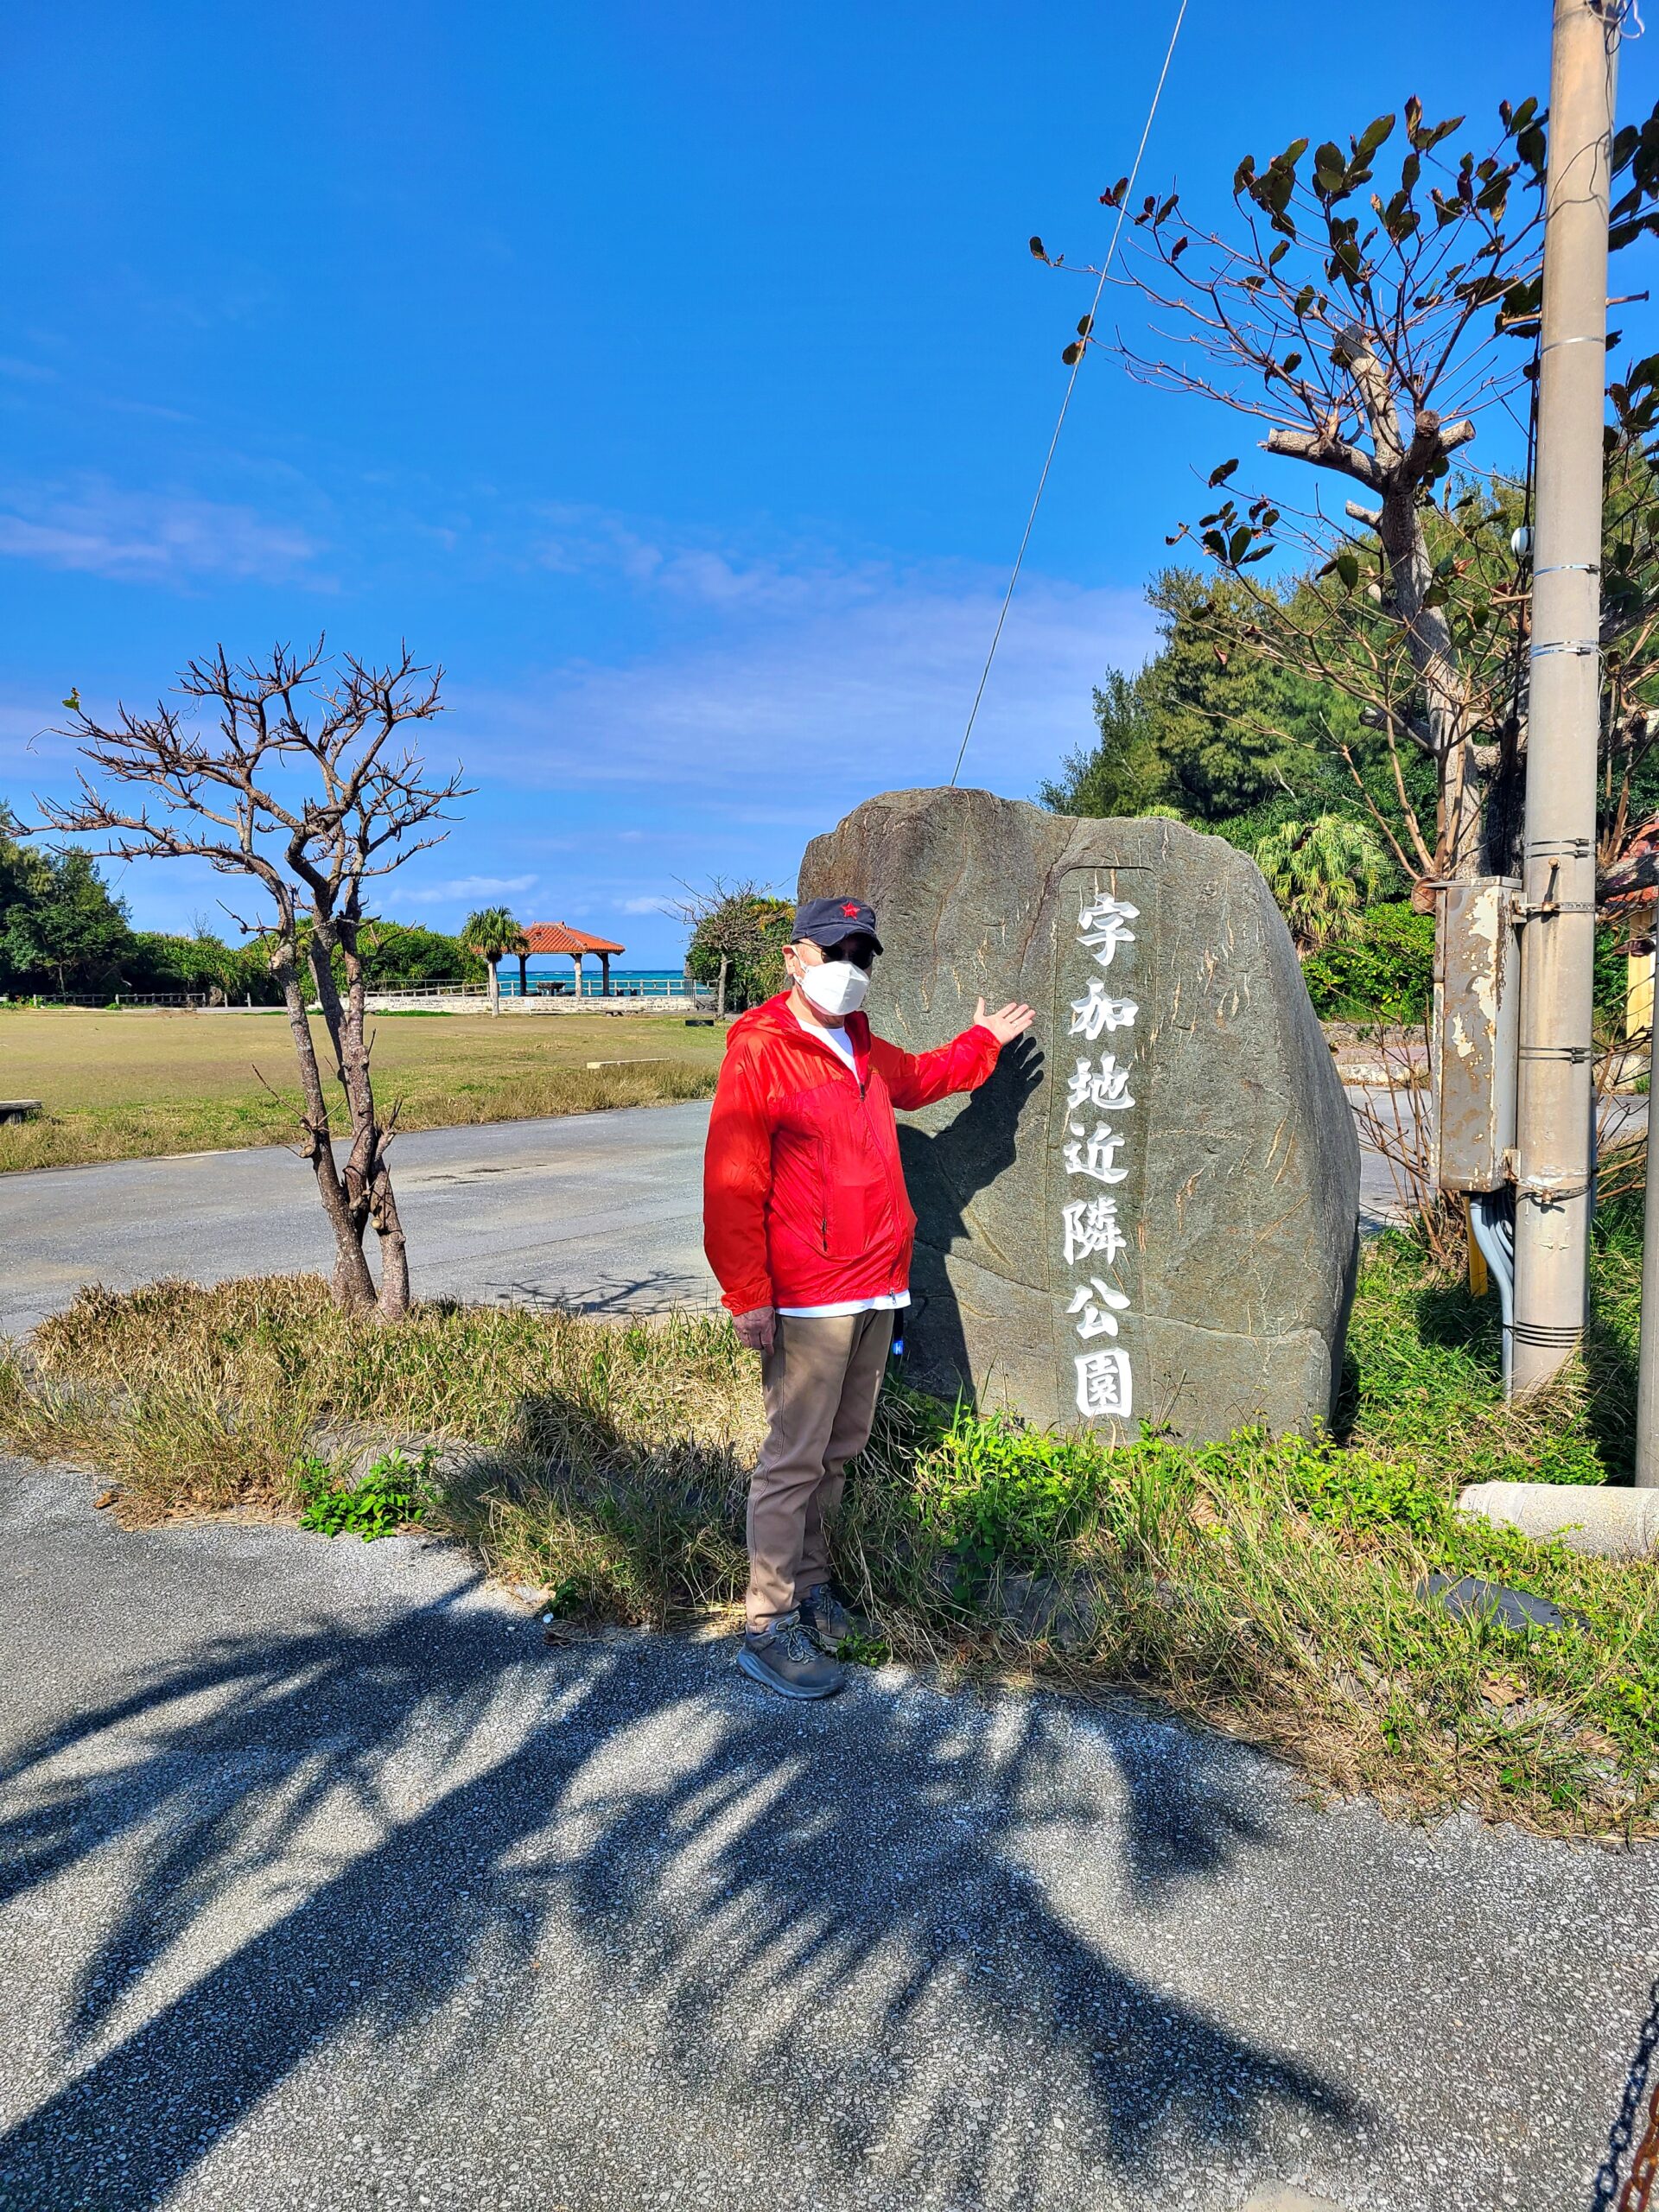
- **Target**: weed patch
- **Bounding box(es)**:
[295,1446,435,1539]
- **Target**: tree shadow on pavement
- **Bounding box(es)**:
[0,1587,1363,2210]
[484,1268,717,1318]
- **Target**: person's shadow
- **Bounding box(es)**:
[895,1035,1046,1408]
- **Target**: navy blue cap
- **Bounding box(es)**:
[792,895,883,955]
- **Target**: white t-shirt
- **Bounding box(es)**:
[812,1020,860,1076]
[778,1005,911,1321]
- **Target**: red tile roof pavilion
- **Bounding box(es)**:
[513,920,626,999]
[521,923,626,957]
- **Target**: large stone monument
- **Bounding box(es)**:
[798,787,1359,1442]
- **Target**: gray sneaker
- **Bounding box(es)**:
[737,1611,846,1700]
[798,1583,850,1651]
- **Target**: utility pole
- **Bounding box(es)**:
[1511,0,1620,1394]
[1638,1046,1659,1482]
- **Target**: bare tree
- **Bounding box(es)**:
[1025,92,1659,1253]
[1036,97,1555,892]
[670,878,790,1018]
[1040,92,1659,906]
[40,642,469,1319]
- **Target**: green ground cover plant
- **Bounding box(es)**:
[2,1205,1655,1837]
[295,1445,435,1538]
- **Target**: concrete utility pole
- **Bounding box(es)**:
[1638,1063,1659,1483]
[1511,0,1621,1394]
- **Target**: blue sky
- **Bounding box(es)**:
[3,2,1655,965]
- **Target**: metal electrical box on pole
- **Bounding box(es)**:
[1432,880,1522,1194]
[1510,0,1620,1393]
[1434,880,1523,1392]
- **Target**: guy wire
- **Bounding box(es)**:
[948,0,1188,789]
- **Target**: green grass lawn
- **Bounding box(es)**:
[0,1006,724,1171]
[3,1198,1655,1838]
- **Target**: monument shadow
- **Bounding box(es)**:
[897,1033,1046,1413]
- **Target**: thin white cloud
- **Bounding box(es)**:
[438,554,1155,922]
[403,873,539,906]
[525,500,856,613]
[1,493,1157,964]
[458,562,1155,806]
[320,536,1120,954]
[0,478,321,586]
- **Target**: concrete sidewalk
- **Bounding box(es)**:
[1,1452,1653,2211]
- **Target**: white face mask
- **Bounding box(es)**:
[797,957,869,1019]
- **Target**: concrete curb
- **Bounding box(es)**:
[1458,1479,1659,1558]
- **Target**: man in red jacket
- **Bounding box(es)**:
[703,894,1034,1700]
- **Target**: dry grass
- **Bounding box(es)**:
[0,1007,723,1172]
[0,1273,761,1523]
[3,1228,1656,1838]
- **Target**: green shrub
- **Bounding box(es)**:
[1301,900,1433,1021]
[912,1409,1106,1562]
[1300,899,1624,1029]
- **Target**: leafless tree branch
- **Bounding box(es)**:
[38,642,472,1319]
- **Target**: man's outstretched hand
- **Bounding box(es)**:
[975,997,1037,1047]
[733,1305,777,1354]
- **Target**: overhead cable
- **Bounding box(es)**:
[949,0,1188,787]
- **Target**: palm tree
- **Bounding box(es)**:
[459,906,526,1016]
[1250,815,1389,957]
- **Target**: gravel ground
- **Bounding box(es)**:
[1,1453,1656,2212]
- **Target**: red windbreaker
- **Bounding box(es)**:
[702,993,1001,1316]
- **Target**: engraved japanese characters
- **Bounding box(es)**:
[1061,889,1141,1425]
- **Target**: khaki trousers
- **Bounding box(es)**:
[746,1308,893,1629]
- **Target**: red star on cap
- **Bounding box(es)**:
[841,901,861,918]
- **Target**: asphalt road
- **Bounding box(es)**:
[1,1452,1653,2212]
[0,1101,720,1339]
[0,1096,1414,1339]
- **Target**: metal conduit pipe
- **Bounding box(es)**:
[1470,1191,1516,1395]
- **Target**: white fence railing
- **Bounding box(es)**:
[362,980,715,1009]
[362,975,705,1001]
[1,991,230,1008]
[368,982,488,1002]
[3,979,715,1012]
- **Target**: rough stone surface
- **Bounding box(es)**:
[992,1567,1100,1652]
[798,786,1360,1440]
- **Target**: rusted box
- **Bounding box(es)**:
[1432,878,1521,1192]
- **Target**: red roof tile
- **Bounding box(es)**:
[521,922,626,956]
[1603,817,1659,912]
